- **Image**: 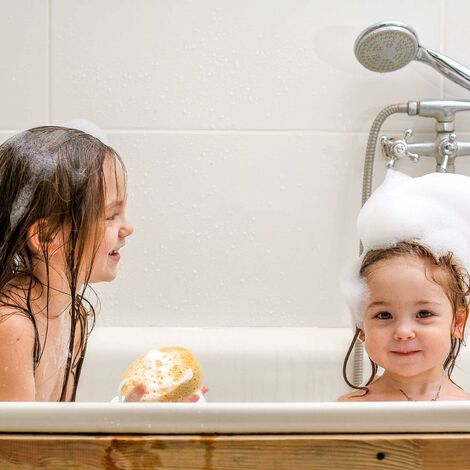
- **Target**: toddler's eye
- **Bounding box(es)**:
[375,311,392,320]
[106,213,118,221]
[417,310,433,318]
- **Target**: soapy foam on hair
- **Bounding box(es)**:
[6,131,59,228]
[5,123,109,230]
[343,169,470,327]
[62,119,109,145]
[341,256,369,328]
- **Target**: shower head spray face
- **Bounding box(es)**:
[354,20,470,91]
[354,21,419,73]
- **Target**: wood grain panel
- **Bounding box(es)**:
[0,434,468,469]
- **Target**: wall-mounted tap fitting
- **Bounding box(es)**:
[379,100,470,173]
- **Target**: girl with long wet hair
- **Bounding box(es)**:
[0,126,133,401]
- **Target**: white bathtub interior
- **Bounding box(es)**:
[1,325,470,434]
[76,326,470,403]
[76,326,354,403]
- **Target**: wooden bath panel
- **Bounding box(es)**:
[0,433,468,469]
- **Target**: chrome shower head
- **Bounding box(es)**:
[354,21,419,73]
[354,21,470,91]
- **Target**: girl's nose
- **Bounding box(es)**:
[393,322,416,341]
[119,220,134,238]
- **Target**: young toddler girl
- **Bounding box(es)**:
[0,126,133,401]
[339,170,470,401]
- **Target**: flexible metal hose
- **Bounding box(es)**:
[362,103,409,205]
[352,103,409,387]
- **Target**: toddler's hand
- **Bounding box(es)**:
[183,385,208,402]
[123,383,147,402]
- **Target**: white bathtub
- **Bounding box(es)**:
[1,326,470,434]
[77,326,353,403]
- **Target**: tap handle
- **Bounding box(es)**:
[381,128,419,167]
[439,133,457,157]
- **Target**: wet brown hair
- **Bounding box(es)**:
[343,241,470,394]
[0,126,126,401]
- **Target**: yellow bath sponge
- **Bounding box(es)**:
[119,346,203,402]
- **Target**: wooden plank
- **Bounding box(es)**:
[420,435,470,470]
[0,433,467,469]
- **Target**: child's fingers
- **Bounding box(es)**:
[124,383,146,402]
[184,386,208,402]
[186,393,200,402]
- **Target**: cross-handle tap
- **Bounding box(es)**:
[380,129,420,168]
[380,130,470,173]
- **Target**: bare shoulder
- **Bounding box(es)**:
[0,306,36,345]
[445,386,470,400]
[0,306,36,400]
[336,390,368,402]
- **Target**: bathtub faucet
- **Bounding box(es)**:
[380,100,470,173]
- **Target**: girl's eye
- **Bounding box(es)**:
[417,310,433,319]
[375,311,392,320]
[106,213,119,221]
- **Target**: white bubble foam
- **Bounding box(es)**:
[62,119,109,145]
[344,169,470,327]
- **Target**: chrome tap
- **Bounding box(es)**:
[380,129,419,169]
[380,129,464,173]
[379,100,470,173]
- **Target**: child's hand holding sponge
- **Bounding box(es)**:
[119,346,207,402]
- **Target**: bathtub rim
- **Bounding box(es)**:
[0,401,469,434]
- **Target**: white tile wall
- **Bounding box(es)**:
[0,1,48,128]
[2,0,470,326]
[443,0,470,128]
[95,132,364,326]
[50,0,443,132]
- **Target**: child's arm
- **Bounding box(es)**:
[0,313,36,401]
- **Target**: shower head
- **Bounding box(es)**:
[354,21,470,91]
[354,21,419,73]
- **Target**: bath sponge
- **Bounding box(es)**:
[119,346,204,402]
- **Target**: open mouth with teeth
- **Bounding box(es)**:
[109,250,120,261]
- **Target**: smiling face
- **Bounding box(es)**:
[361,255,463,380]
[88,156,134,283]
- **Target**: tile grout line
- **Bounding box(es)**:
[440,0,445,98]
[46,0,52,125]
[0,129,444,136]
